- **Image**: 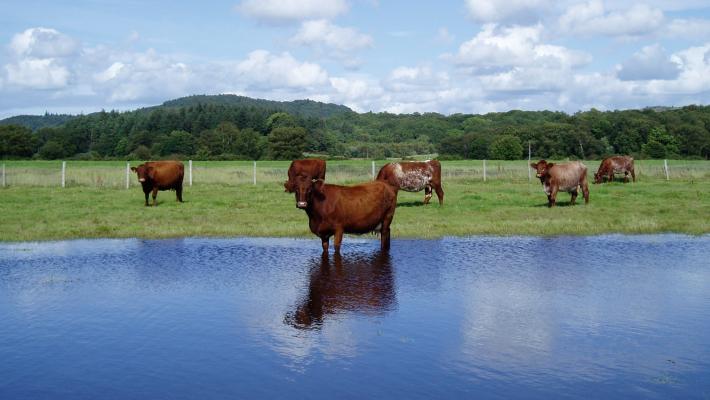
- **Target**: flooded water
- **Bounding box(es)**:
[1,236,709,399]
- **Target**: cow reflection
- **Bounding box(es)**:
[285,251,396,330]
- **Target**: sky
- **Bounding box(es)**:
[2,0,710,118]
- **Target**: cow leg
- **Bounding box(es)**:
[549,186,558,207]
[333,229,344,254]
[582,181,590,204]
[631,169,636,182]
[570,189,578,205]
[424,185,433,205]
[143,190,150,206]
[151,187,158,206]
[320,236,330,253]
[176,184,183,202]
[608,172,614,183]
[434,184,444,206]
[380,212,394,251]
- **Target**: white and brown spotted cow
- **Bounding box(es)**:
[530,160,589,207]
[376,160,444,206]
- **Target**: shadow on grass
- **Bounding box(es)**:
[532,201,585,208]
[397,201,426,207]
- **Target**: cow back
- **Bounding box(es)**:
[312,181,397,234]
[146,161,184,188]
[549,161,587,191]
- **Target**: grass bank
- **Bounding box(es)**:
[1,179,708,241]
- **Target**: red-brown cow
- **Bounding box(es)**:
[291,179,398,253]
[284,159,326,207]
[285,251,395,329]
[530,160,589,207]
[376,160,444,205]
[594,155,635,183]
[131,160,184,206]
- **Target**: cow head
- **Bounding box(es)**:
[593,171,603,184]
[530,160,553,179]
[131,164,152,183]
[292,176,324,209]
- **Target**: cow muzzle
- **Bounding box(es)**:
[297,201,308,209]
[139,178,146,182]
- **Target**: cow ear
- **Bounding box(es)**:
[530,162,537,169]
[130,167,136,172]
[284,180,294,193]
[547,162,554,168]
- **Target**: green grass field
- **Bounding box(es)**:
[1,160,708,241]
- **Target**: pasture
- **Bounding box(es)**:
[1,159,708,241]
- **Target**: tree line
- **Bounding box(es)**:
[1,96,710,160]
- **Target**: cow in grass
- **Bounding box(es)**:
[290,178,398,253]
[530,160,589,207]
[594,156,635,184]
[376,160,444,206]
[131,161,184,206]
[284,159,326,206]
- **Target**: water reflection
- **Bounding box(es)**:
[285,251,396,330]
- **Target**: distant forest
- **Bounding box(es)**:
[1,94,709,160]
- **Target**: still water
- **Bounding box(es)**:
[1,236,709,399]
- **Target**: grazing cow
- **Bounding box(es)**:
[285,251,395,330]
[131,161,184,206]
[376,160,444,205]
[291,179,398,253]
[594,156,635,183]
[530,160,589,207]
[284,159,327,207]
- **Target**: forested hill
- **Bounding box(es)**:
[159,95,352,118]
[1,94,710,160]
[0,113,76,131]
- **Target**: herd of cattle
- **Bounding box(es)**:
[131,155,635,252]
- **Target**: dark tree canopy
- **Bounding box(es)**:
[2,94,710,160]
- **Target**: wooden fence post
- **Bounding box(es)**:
[483,159,487,182]
[253,161,257,185]
[664,159,670,181]
[371,160,375,180]
[2,163,5,187]
[528,142,531,182]
[61,161,66,188]
[189,160,193,186]
[126,162,130,189]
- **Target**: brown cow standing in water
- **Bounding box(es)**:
[284,159,326,201]
[131,161,184,206]
[285,251,395,330]
[530,160,589,207]
[376,160,444,205]
[594,156,635,183]
[290,178,398,253]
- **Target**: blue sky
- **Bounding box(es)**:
[2,0,710,118]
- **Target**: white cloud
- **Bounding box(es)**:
[617,45,681,81]
[559,1,664,37]
[665,18,710,40]
[235,50,329,89]
[9,27,79,58]
[5,58,71,89]
[291,20,372,52]
[465,0,553,24]
[236,0,349,23]
[454,24,591,70]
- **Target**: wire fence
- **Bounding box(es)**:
[1,159,709,188]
